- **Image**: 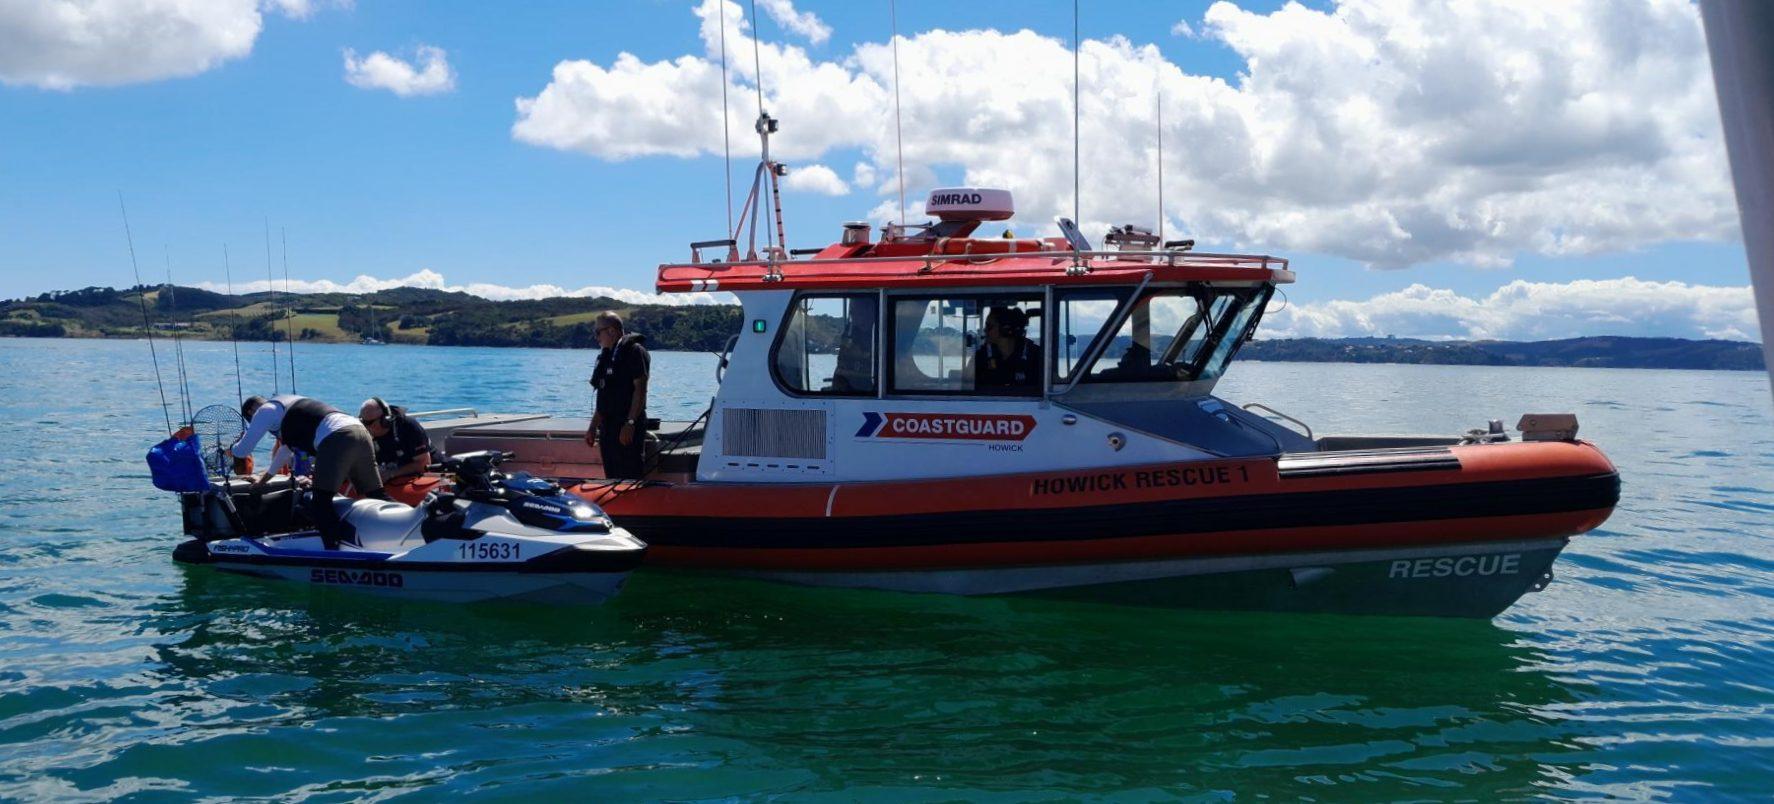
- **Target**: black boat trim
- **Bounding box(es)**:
[621,472,1621,550]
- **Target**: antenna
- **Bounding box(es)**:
[263,219,279,394]
[281,227,296,392]
[164,249,194,426]
[118,194,174,435]
[1156,70,1165,242]
[223,244,244,405]
[1073,0,1081,230]
[890,0,907,226]
[719,0,734,241]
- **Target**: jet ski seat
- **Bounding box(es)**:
[333,499,427,549]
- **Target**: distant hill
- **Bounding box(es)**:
[2,285,1764,370]
[0,285,741,352]
[1241,336,1766,371]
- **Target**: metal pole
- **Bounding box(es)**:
[1701,0,1774,398]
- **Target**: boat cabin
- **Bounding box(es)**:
[650,187,1317,484]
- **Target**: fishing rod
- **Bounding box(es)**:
[281,227,297,392]
[164,250,195,426]
[118,194,174,435]
[223,244,244,405]
[263,219,279,394]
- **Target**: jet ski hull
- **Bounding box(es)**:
[174,532,645,606]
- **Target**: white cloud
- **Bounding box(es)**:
[512,0,1736,269]
[0,0,262,89]
[194,268,731,306]
[343,45,455,96]
[1265,278,1759,341]
[757,0,829,45]
[1170,19,1196,38]
[782,163,849,195]
[264,0,349,20]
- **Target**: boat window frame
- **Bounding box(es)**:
[884,290,1048,399]
[768,291,883,399]
[1052,282,1273,388]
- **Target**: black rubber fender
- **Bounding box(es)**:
[172,539,213,565]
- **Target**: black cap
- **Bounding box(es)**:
[241,395,266,419]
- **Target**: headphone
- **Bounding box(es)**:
[369,397,392,422]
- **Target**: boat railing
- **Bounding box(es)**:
[669,248,1288,274]
[1242,403,1315,440]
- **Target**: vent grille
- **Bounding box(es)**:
[723,408,827,459]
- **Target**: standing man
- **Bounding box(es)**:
[230,394,384,548]
[585,311,650,479]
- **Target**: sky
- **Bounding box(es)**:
[0,0,1759,341]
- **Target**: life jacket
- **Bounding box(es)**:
[591,333,648,392]
[269,394,338,454]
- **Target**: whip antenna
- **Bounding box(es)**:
[1073,0,1081,229]
[223,244,244,405]
[281,227,297,393]
[1156,70,1164,242]
[891,0,907,227]
[119,194,174,435]
[263,219,279,394]
[720,0,734,238]
[164,250,194,425]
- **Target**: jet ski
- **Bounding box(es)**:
[170,450,646,605]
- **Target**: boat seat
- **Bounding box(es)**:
[334,499,427,549]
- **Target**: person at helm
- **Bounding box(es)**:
[229,394,384,549]
[971,306,1041,391]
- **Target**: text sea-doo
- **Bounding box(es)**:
[174,450,645,604]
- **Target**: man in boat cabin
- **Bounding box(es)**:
[229,394,385,549]
[359,397,432,482]
[585,311,650,479]
[971,306,1041,391]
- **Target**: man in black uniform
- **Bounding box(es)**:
[229,394,384,548]
[359,397,432,482]
[972,306,1041,392]
[585,311,650,479]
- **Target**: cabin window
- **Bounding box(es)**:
[1052,285,1272,385]
[889,295,1043,395]
[773,294,878,395]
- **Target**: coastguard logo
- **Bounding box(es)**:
[856,412,1036,441]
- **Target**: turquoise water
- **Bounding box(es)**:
[2,337,1772,800]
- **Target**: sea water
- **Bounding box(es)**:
[0,337,1770,799]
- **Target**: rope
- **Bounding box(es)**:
[891,0,907,226]
[119,194,174,435]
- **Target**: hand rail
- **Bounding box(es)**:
[408,407,479,421]
[1242,402,1314,440]
[662,248,1290,273]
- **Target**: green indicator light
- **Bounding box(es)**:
[752,319,767,333]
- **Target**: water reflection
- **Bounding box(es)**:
[141,567,1588,797]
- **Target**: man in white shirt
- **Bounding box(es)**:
[231,394,384,548]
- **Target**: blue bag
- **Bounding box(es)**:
[147,432,210,493]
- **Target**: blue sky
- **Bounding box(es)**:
[0,0,1758,341]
